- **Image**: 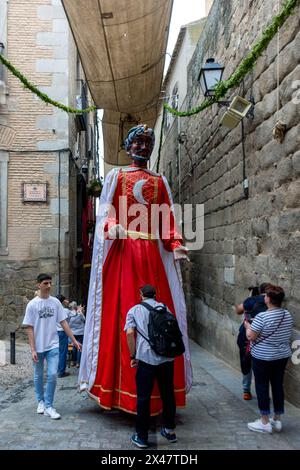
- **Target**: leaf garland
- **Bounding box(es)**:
[0,53,96,114]
[164,0,299,117]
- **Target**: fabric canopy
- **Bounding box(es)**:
[62,0,173,166]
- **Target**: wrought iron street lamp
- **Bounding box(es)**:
[198,57,253,128]
[198,58,224,98]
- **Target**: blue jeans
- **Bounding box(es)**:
[72,335,83,364]
[243,367,252,392]
[33,348,59,408]
[57,331,68,376]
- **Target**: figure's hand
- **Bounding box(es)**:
[174,245,190,262]
[108,224,127,239]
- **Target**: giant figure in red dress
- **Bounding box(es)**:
[79,124,192,414]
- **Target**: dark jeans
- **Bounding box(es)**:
[72,335,83,364]
[252,356,289,415]
[57,331,68,376]
[136,360,176,441]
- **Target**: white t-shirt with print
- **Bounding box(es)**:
[22,296,68,353]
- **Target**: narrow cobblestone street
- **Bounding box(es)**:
[1,340,300,451]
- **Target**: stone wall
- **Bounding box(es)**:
[0,260,39,339]
[160,0,300,406]
[0,0,80,338]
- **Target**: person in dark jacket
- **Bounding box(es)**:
[235,283,270,400]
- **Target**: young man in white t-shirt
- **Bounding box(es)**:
[22,273,82,419]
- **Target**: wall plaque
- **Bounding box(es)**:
[22,182,47,202]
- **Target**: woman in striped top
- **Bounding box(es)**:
[244,285,293,434]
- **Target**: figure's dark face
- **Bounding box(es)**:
[130,134,153,160]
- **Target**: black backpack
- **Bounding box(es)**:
[138,302,185,358]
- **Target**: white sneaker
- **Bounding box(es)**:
[44,406,61,419]
[37,401,45,414]
[270,418,282,432]
[248,419,272,433]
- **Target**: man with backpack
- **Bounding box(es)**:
[125,284,184,449]
[235,283,270,400]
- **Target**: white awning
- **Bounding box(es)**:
[62,0,173,165]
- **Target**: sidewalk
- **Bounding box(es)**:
[0,339,300,450]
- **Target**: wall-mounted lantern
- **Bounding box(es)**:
[198,57,254,129]
[198,58,224,97]
[0,42,5,54]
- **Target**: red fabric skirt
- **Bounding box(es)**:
[90,238,186,414]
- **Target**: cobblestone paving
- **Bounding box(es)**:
[0,342,32,388]
[0,340,300,450]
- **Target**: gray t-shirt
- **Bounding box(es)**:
[23,296,67,353]
[124,298,173,366]
[69,311,85,335]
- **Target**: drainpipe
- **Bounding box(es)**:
[57,150,61,296]
[178,117,181,205]
[57,148,75,296]
[241,119,249,199]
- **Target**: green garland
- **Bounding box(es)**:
[0,53,96,114]
[164,0,299,117]
[0,0,297,116]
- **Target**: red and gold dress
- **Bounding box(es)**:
[79,167,192,415]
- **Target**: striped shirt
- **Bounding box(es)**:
[250,308,293,361]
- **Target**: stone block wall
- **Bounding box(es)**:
[160,0,300,406]
[0,1,80,337]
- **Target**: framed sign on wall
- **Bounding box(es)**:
[22,182,48,203]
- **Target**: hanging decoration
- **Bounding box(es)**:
[164,0,299,118]
[0,53,96,114]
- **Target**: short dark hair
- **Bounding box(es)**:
[56,294,66,304]
[140,284,156,298]
[265,285,285,307]
[37,273,52,283]
[259,283,271,294]
[248,286,259,296]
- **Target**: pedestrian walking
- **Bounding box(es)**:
[124,285,178,449]
[69,302,85,367]
[22,273,82,419]
[245,284,293,433]
[56,294,71,378]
